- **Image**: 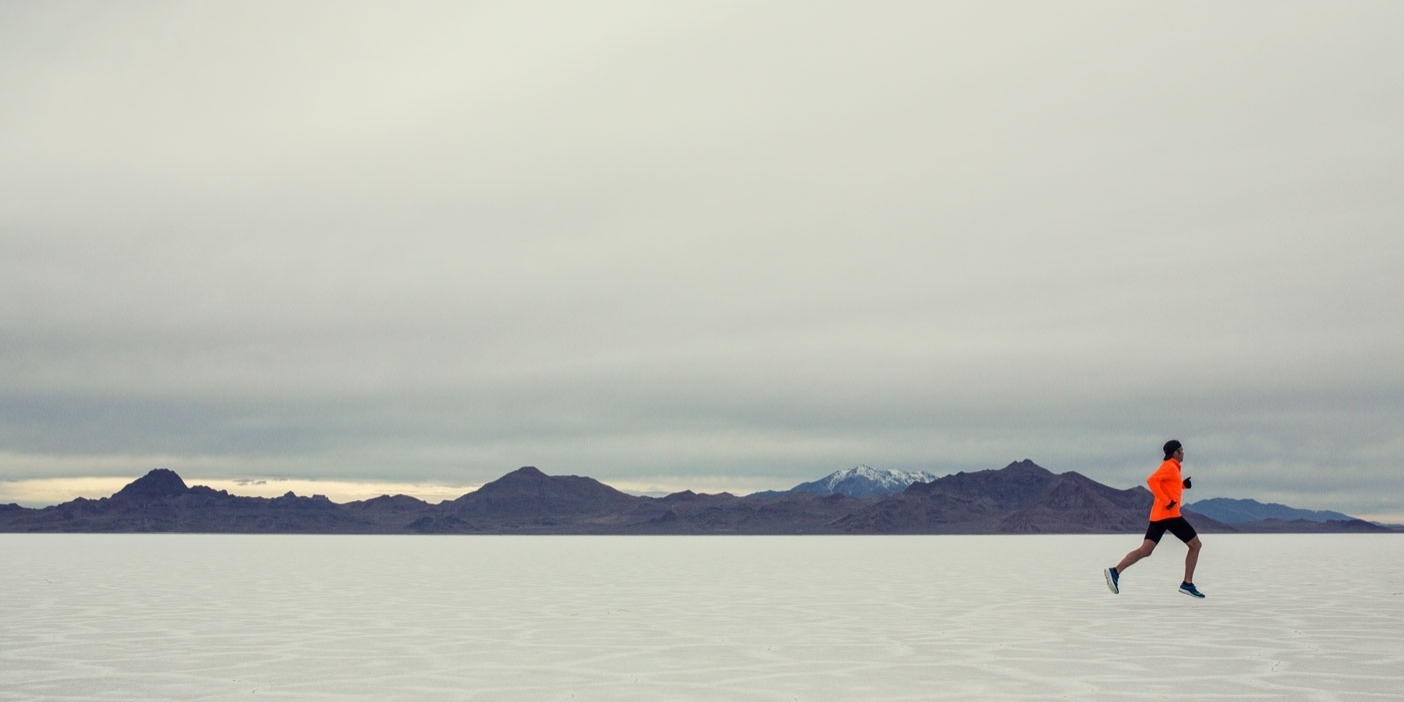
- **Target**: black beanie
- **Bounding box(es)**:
[1163,440,1182,459]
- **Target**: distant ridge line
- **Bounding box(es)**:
[2,462,1394,535]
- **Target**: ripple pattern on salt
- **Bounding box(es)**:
[3,534,1401,701]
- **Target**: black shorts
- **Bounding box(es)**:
[1144,516,1198,544]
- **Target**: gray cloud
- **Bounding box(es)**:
[2,2,1401,518]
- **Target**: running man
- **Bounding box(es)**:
[1104,440,1205,598]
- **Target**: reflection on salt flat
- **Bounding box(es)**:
[2,535,1401,701]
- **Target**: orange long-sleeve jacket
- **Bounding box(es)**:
[1147,458,1184,520]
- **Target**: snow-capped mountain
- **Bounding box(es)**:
[755,465,939,499]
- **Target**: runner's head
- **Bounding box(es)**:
[1163,440,1183,460]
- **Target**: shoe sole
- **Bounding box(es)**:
[1104,569,1119,594]
[1179,588,1205,599]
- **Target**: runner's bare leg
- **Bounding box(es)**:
[1184,537,1201,584]
[1115,539,1157,573]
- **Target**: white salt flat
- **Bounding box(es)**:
[2,534,1400,701]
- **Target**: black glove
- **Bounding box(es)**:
[1165,499,1177,510]
[1183,476,1192,489]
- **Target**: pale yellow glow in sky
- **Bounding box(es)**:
[2,475,1400,524]
[0,474,783,508]
[0,477,480,507]
[0,471,801,508]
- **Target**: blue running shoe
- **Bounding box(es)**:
[1104,567,1119,594]
[1179,582,1205,599]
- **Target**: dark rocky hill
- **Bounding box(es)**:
[111,468,189,501]
[1,463,1394,535]
[831,460,1171,534]
[449,466,637,516]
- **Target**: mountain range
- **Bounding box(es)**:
[748,465,938,498]
[2,461,1394,535]
[1184,497,1356,524]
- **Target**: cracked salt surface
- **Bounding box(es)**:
[3,534,1401,701]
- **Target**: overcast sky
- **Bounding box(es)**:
[2,1,1401,519]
